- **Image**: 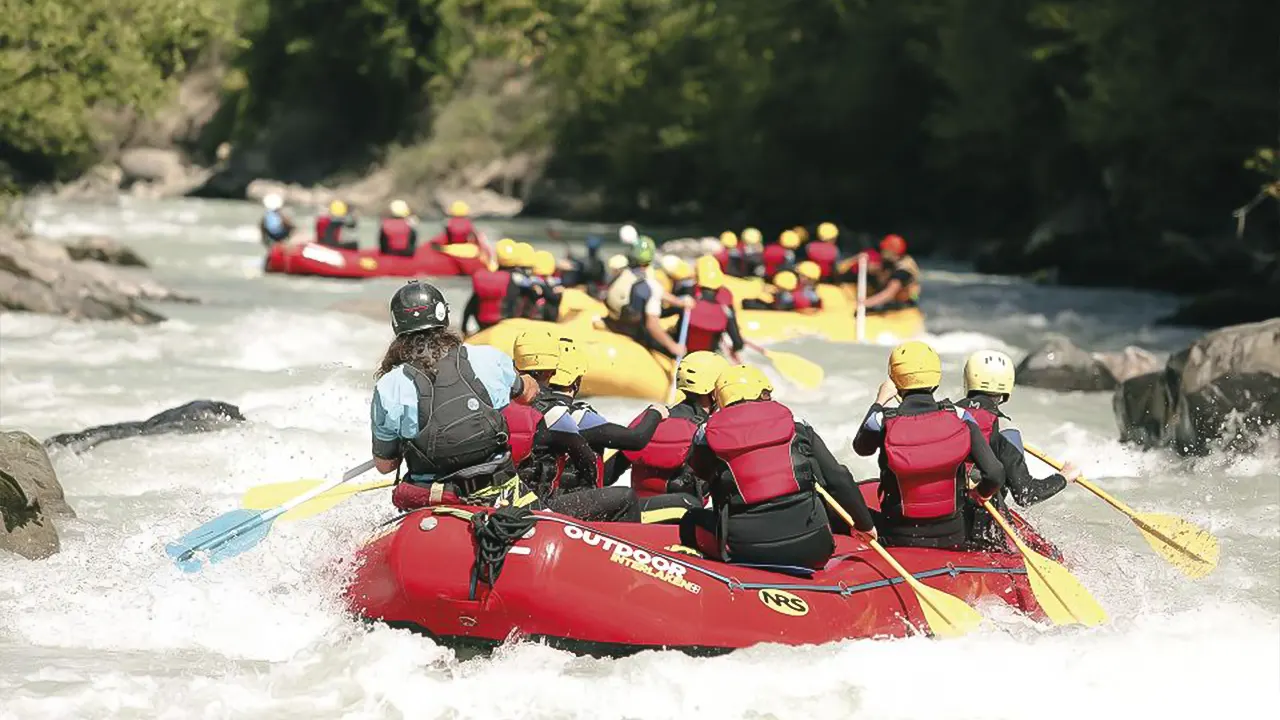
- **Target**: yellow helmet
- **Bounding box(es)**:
[550,338,589,386]
[796,261,821,282]
[817,222,839,242]
[695,255,724,290]
[513,331,560,371]
[607,253,629,272]
[662,255,693,281]
[773,271,798,292]
[720,232,739,249]
[655,268,673,293]
[742,227,763,245]
[794,226,810,242]
[328,199,348,217]
[390,199,411,218]
[676,351,730,395]
[532,250,557,277]
[963,350,1015,396]
[495,238,519,268]
[448,200,470,217]
[514,242,536,268]
[714,365,773,408]
[888,341,942,391]
[779,230,801,249]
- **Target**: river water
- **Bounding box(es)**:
[1,198,1276,719]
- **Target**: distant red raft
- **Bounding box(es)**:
[344,505,1048,655]
[265,240,487,279]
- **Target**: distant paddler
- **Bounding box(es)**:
[603,235,692,358]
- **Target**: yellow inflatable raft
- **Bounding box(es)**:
[558,281,925,344]
[468,318,675,401]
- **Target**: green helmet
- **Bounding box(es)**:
[630,235,656,265]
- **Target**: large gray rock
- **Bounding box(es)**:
[1,431,74,560]
[44,400,246,453]
[0,229,196,324]
[1015,335,1117,392]
[1094,346,1163,385]
[1113,318,1280,455]
[63,236,148,267]
[119,148,186,184]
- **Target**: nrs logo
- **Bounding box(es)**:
[757,588,809,617]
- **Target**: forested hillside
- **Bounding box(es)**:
[3,0,1276,248]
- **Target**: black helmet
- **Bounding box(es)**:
[389,281,449,336]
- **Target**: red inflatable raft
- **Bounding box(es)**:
[344,505,1049,655]
[265,241,487,279]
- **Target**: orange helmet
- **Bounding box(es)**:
[880,234,907,256]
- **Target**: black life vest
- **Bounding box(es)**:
[401,347,508,483]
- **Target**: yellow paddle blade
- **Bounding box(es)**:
[984,500,1108,627]
[641,507,690,524]
[241,479,394,522]
[440,244,480,259]
[1131,512,1221,580]
[867,540,983,638]
[763,350,823,389]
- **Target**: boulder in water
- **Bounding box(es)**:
[44,400,247,453]
[1113,318,1280,455]
[0,228,196,324]
[1,431,75,559]
[1015,335,1117,392]
[1094,346,1163,385]
[63,236,149,267]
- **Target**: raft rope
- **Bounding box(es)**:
[408,507,1028,599]
[465,506,539,600]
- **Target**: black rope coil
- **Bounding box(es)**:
[468,506,538,600]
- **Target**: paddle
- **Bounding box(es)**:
[1024,444,1220,579]
[760,349,823,390]
[815,485,982,637]
[440,243,480,259]
[166,460,375,572]
[667,309,692,403]
[981,497,1108,627]
[241,478,395,521]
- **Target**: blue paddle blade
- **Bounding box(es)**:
[165,508,275,573]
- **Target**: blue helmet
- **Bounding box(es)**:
[585,235,603,251]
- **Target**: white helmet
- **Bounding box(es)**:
[619,224,638,245]
[963,350,1015,396]
[263,193,284,211]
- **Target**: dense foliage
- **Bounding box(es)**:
[0,0,230,188]
[2,0,1276,245]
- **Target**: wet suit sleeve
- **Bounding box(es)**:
[852,403,885,456]
[964,421,1006,498]
[807,426,875,532]
[991,430,1067,506]
[577,408,661,451]
[546,429,599,488]
[724,307,745,352]
[462,294,480,334]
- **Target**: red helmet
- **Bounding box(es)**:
[864,249,883,266]
[880,234,907,255]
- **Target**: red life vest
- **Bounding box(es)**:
[685,298,729,352]
[965,405,998,443]
[501,403,541,464]
[882,406,971,520]
[380,217,413,253]
[805,243,837,278]
[704,401,802,505]
[714,287,734,306]
[315,216,343,246]
[793,289,814,310]
[762,245,790,277]
[444,217,475,245]
[471,269,512,325]
[623,416,698,498]
[713,246,729,272]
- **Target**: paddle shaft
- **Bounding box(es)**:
[816,486,946,603]
[1024,444,1214,564]
[980,498,1032,553]
[667,308,692,403]
[855,253,867,342]
[178,459,375,560]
